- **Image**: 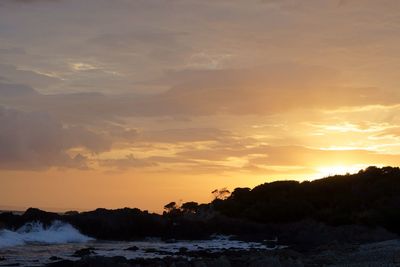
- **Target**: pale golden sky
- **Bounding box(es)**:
[0,0,400,212]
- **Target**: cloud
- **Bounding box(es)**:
[0,47,26,55]
[246,145,400,167]
[0,106,111,170]
[374,127,400,139]
[100,154,158,171]
[160,142,400,175]
[0,82,37,97]
[139,128,235,143]
[106,65,397,117]
[3,0,59,4]
[88,30,187,51]
[0,64,60,90]
[1,64,397,122]
[1,0,400,175]
[143,65,393,116]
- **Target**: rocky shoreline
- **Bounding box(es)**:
[44,239,400,267]
[2,207,400,266]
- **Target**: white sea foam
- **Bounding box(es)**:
[0,220,93,248]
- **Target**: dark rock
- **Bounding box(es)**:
[278,249,304,260]
[22,208,60,225]
[191,260,207,267]
[72,247,96,257]
[0,257,5,261]
[64,211,79,216]
[125,245,139,251]
[280,257,304,267]
[110,256,129,263]
[169,260,190,267]
[264,241,278,249]
[248,256,281,267]
[178,247,188,253]
[211,255,231,267]
[64,208,167,241]
[46,260,75,267]
[49,256,62,261]
[144,248,158,253]
[130,257,170,267]
[47,256,132,267]
[394,250,400,264]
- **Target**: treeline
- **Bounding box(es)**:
[211,166,400,233]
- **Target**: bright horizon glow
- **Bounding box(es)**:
[315,165,370,179]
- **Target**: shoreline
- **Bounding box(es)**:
[44,239,400,267]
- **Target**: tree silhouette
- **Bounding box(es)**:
[164,202,178,213]
[212,188,231,200]
[181,201,199,213]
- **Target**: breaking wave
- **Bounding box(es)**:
[0,220,93,248]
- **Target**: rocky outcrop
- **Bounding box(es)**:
[0,207,273,242]
[0,208,61,229]
[267,220,398,250]
[1,207,397,252]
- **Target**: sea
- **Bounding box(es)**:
[0,220,275,266]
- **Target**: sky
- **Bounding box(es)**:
[1,0,400,212]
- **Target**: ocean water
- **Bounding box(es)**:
[0,221,275,266]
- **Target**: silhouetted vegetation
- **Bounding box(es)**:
[180,201,199,213]
[212,166,400,233]
[211,188,231,200]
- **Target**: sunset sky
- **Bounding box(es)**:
[1,0,400,212]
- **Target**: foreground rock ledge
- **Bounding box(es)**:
[45,240,400,267]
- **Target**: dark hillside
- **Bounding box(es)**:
[213,166,400,233]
